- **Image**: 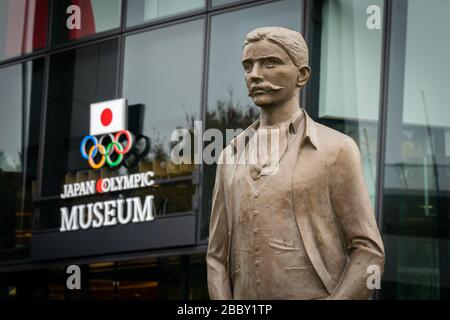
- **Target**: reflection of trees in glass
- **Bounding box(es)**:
[145,128,168,161]
[153,140,168,161]
[142,110,197,177]
[202,90,260,240]
[0,142,34,257]
[207,89,259,135]
[0,150,21,172]
[146,109,194,163]
[141,89,258,168]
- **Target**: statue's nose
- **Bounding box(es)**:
[249,64,263,82]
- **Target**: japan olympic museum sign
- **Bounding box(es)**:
[59,99,156,232]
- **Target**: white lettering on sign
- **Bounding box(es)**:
[60,171,154,199]
[60,195,155,232]
[59,171,156,232]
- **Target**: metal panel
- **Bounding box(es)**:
[31,214,197,261]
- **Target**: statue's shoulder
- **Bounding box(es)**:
[313,120,359,154]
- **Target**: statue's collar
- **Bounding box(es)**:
[229,107,319,154]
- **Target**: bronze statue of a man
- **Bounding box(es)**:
[206,27,384,300]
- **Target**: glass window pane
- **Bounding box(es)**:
[212,0,244,7]
[0,0,48,61]
[381,0,450,300]
[122,19,204,214]
[201,0,303,240]
[41,41,118,196]
[51,0,121,45]
[0,59,44,261]
[318,0,384,205]
[126,0,204,27]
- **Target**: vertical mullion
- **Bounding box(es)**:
[302,0,322,118]
[376,0,409,300]
[121,0,128,31]
[34,52,50,230]
[374,0,392,300]
[34,0,54,201]
[46,0,54,49]
[375,0,392,232]
[117,0,128,97]
[197,12,211,244]
[116,35,124,99]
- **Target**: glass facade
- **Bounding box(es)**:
[122,19,204,216]
[42,40,119,199]
[51,0,122,45]
[380,0,450,299]
[0,0,449,300]
[127,0,205,26]
[318,0,383,205]
[0,59,44,262]
[0,0,49,61]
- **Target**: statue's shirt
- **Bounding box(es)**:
[229,110,328,299]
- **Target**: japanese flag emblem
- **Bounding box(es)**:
[90,99,127,135]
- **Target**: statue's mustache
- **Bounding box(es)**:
[248,83,284,97]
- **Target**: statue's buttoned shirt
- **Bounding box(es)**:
[229,110,327,299]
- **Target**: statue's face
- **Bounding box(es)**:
[242,39,300,108]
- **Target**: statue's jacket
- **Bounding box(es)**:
[207,108,385,300]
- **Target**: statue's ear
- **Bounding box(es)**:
[297,65,311,87]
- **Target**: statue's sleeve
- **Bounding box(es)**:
[206,154,232,299]
[329,136,385,299]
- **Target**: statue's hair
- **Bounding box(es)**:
[243,27,309,68]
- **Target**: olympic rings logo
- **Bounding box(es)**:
[80,130,134,169]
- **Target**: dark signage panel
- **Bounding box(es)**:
[31,215,196,261]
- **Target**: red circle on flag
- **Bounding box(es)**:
[101,108,113,126]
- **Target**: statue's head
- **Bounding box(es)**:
[242,27,310,108]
